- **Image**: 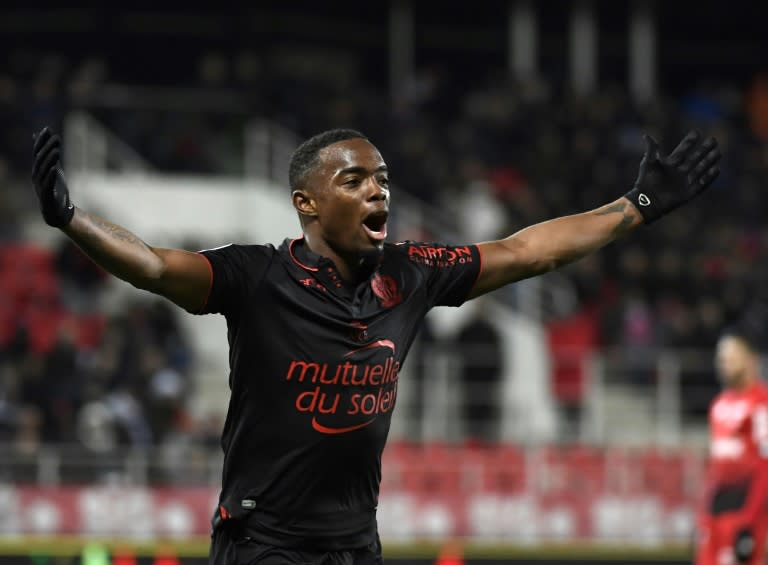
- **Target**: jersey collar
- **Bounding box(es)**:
[286,236,352,294]
[288,236,321,272]
[284,237,381,296]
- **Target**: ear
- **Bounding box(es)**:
[292,189,318,217]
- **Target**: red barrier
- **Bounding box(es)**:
[0,445,706,544]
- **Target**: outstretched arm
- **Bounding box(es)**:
[31,127,211,313]
[469,130,721,299]
[469,197,641,297]
[62,208,211,312]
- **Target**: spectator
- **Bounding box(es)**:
[454,304,503,443]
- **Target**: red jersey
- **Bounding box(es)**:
[705,381,768,521]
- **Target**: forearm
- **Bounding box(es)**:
[470,197,643,297]
[499,197,642,276]
[30,129,211,313]
[61,207,166,290]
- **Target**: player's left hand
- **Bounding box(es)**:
[625,130,721,224]
[733,526,755,563]
[31,126,75,228]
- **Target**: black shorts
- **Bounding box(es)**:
[209,525,383,565]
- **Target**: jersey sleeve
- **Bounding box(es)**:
[743,399,768,523]
[195,244,274,316]
[752,402,768,458]
[401,242,482,308]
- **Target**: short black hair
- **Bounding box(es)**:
[288,128,367,191]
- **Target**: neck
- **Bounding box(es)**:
[730,373,758,390]
[303,233,370,282]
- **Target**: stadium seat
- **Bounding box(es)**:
[77,314,107,350]
[0,244,54,276]
[24,308,75,354]
[485,444,527,494]
[641,449,686,502]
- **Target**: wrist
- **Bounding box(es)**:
[60,206,76,230]
[619,196,644,227]
[45,201,75,229]
[624,187,660,224]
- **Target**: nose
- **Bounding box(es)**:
[368,178,388,202]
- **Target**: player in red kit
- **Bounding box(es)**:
[696,330,768,565]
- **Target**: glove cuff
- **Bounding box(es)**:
[41,170,75,228]
[625,186,662,224]
[43,202,75,228]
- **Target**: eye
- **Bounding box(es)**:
[343,178,360,187]
[378,176,390,187]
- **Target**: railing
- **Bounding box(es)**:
[1,345,719,486]
[395,345,717,448]
[244,119,300,188]
[64,112,153,175]
[0,444,222,487]
[0,442,706,544]
[0,336,720,543]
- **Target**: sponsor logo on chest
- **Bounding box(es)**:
[284,340,401,435]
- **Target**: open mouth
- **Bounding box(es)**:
[362,211,388,242]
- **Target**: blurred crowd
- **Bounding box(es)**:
[0,240,196,458]
[2,43,768,454]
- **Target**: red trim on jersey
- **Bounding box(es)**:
[467,243,485,298]
[197,252,215,314]
[344,340,396,357]
[288,237,319,272]
[311,416,376,434]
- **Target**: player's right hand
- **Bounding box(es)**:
[625,130,721,224]
[31,127,75,228]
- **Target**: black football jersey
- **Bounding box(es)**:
[197,237,481,549]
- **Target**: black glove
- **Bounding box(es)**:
[31,127,75,228]
[625,130,721,224]
[734,527,755,563]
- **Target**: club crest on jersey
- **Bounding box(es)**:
[371,273,402,308]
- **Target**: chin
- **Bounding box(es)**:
[720,374,739,388]
[356,236,385,252]
[359,245,384,265]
